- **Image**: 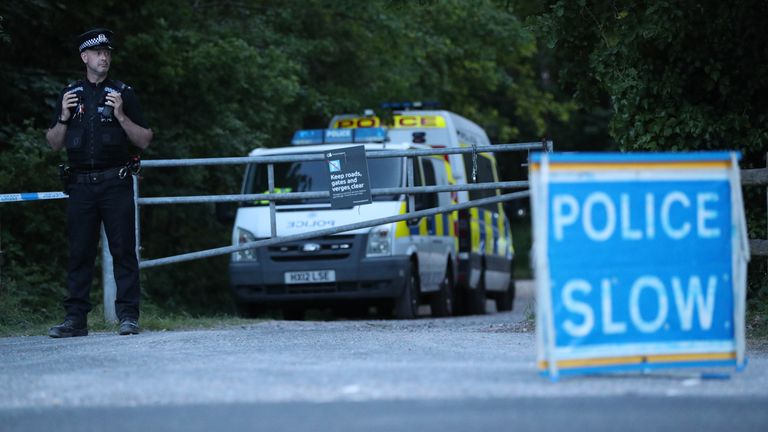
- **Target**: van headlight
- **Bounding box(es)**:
[366,225,393,256]
[233,227,258,262]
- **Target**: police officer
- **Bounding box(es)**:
[46,28,153,337]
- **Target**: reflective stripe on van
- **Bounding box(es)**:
[395,202,458,240]
[466,207,511,257]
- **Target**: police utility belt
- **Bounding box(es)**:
[69,166,127,184]
[59,156,141,186]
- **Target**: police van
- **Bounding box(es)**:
[330,109,516,314]
[228,128,459,319]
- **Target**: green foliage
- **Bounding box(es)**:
[0,0,566,327]
[530,0,768,304]
[0,124,69,328]
[510,217,533,279]
[747,259,768,340]
[530,0,768,166]
[4,0,763,331]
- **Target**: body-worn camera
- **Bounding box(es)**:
[101,83,126,120]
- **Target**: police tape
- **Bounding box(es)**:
[0,192,68,203]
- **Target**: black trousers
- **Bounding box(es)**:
[64,174,140,323]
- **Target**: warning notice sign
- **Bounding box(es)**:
[325,145,372,209]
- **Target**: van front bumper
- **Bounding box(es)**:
[229,255,411,303]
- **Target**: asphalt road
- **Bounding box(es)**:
[1,282,766,431]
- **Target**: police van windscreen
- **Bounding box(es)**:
[243,157,403,205]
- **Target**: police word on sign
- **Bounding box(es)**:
[530,152,749,379]
[552,191,721,241]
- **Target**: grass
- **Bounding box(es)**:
[747,300,768,342]
[3,306,767,345]
[509,217,533,279]
[746,261,768,344]
[0,302,263,338]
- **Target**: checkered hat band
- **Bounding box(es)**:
[79,33,111,51]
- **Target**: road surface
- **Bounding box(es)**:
[1,282,766,431]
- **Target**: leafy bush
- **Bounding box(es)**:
[1,1,565,329]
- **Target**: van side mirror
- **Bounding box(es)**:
[215,201,237,224]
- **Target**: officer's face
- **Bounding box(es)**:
[80,48,111,76]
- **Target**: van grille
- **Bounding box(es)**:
[267,235,356,262]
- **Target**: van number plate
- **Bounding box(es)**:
[284,270,336,284]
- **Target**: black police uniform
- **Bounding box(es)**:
[50,63,148,328]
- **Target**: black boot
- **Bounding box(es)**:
[118,318,140,335]
[48,319,88,338]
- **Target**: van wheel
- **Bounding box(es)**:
[430,266,454,317]
[466,271,486,315]
[495,277,516,312]
[394,262,419,319]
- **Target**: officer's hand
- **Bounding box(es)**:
[105,92,124,119]
[60,91,78,121]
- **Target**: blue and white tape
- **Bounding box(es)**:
[0,192,68,203]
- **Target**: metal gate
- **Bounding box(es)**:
[136,142,551,268]
[2,141,553,321]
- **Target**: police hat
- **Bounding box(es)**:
[77,28,114,53]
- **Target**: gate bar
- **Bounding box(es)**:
[139,190,529,269]
[140,142,551,168]
[137,181,531,205]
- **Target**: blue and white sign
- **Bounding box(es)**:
[529,152,749,379]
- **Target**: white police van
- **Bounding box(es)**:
[228,128,459,319]
[330,109,516,314]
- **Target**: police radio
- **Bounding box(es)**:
[101,83,127,119]
[63,84,83,117]
[100,91,117,119]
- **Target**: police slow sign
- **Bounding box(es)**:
[530,152,749,379]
